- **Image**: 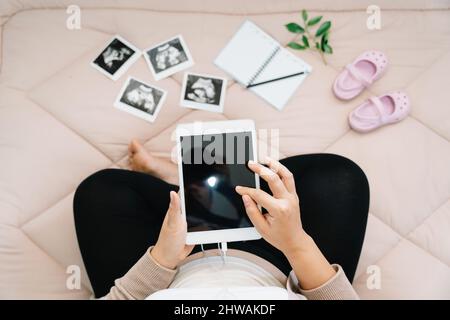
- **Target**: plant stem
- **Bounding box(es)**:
[304,24,327,65]
[290,33,302,45]
[317,47,327,65]
[288,22,328,65]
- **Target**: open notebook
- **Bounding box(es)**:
[215,20,312,110]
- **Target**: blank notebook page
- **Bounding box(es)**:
[214,20,279,85]
[250,48,311,110]
[215,20,312,110]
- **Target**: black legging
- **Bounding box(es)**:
[74,154,369,298]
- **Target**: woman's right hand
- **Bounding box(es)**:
[235,158,311,258]
[236,158,336,290]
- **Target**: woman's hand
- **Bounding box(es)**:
[151,191,194,269]
[235,158,310,258]
[236,158,336,290]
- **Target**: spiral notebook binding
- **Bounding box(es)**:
[246,46,281,87]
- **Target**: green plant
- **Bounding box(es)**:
[285,9,332,65]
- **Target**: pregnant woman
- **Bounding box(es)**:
[73,140,369,299]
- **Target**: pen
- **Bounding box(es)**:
[246,71,306,88]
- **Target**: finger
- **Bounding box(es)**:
[235,186,277,212]
[242,195,269,234]
[263,213,275,225]
[167,191,181,226]
[247,160,288,197]
[265,157,296,194]
[183,244,195,257]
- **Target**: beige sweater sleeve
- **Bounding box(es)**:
[287,264,359,300]
[104,247,358,300]
[104,247,177,300]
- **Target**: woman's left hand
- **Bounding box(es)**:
[151,191,194,269]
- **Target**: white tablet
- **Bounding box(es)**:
[176,119,261,245]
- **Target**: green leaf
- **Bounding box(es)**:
[302,10,308,21]
[285,22,304,34]
[322,43,333,54]
[302,35,310,48]
[307,16,322,27]
[315,42,320,49]
[320,33,326,49]
[315,21,331,37]
[287,42,306,50]
[320,32,328,47]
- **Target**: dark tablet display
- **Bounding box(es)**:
[180,132,256,232]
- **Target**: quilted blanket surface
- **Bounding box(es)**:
[0,0,449,299]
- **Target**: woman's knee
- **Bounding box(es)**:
[73,169,119,216]
[328,154,368,189]
[321,154,370,208]
[75,168,115,194]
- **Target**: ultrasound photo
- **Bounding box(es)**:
[114,77,167,122]
[91,36,140,80]
[144,35,194,80]
[180,73,227,113]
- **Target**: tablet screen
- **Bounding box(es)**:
[180,131,256,232]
